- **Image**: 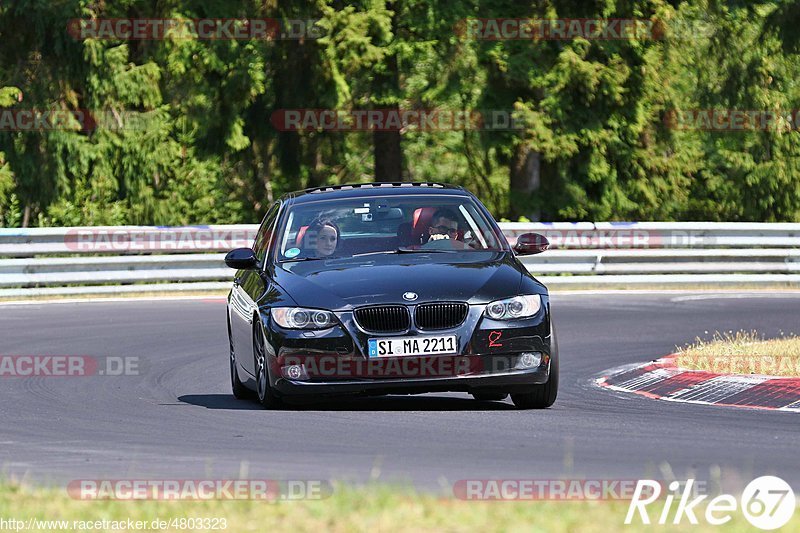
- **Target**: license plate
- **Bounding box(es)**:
[368,335,458,357]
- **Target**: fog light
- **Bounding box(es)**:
[282,364,308,380]
[516,352,542,369]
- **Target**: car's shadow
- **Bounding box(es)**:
[178,393,515,411]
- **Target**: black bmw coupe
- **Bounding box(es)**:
[225,182,557,409]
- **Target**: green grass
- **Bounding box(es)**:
[1,482,796,532]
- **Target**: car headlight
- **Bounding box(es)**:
[485,295,541,320]
[272,307,337,329]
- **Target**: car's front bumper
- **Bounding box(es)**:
[263,298,553,397]
[272,364,549,396]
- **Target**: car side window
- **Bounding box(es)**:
[253,202,280,262]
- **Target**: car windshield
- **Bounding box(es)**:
[276,194,507,262]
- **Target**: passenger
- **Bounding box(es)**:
[422,208,469,249]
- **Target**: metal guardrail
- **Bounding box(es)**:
[1,222,799,296]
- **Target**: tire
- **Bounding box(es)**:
[229,321,251,400]
[253,322,284,409]
[230,347,250,400]
[511,326,559,409]
[471,392,508,402]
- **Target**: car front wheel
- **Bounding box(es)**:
[511,327,559,409]
[253,323,284,409]
[230,347,250,400]
[229,321,251,400]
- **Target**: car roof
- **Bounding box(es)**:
[280,182,469,205]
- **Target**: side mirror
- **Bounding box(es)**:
[513,233,549,256]
[225,247,260,270]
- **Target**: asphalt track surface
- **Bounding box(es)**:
[1,293,799,491]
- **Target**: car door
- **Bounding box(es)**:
[229,202,280,379]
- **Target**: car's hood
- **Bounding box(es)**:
[271,252,530,309]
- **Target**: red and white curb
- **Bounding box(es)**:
[596,355,800,412]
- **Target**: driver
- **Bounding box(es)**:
[303,219,340,257]
[422,208,469,249]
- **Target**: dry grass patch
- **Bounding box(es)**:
[676,330,800,377]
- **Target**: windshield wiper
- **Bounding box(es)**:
[280,256,326,263]
[396,247,458,253]
[349,248,458,258]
